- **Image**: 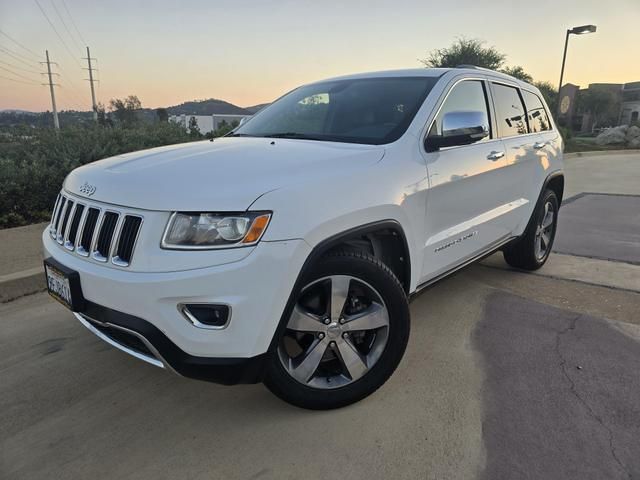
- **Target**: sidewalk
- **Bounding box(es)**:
[0,222,47,302]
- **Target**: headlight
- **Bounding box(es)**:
[161,212,271,249]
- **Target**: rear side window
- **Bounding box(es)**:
[429,80,491,140]
[491,83,528,137]
[522,90,552,132]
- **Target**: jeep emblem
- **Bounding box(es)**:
[79,182,96,197]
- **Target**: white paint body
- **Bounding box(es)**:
[43,68,563,360]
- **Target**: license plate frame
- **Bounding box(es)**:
[44,257,86,312]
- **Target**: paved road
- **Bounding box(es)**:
[2,263,639,480]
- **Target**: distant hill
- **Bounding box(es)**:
[167,99,251,116]
[0,97,264,127]
[0,109,38,115]
[244,103,270,114]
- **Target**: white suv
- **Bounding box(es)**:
[43,67,563,409]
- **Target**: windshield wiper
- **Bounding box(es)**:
[225,132,253,137]
[261,132,329,141]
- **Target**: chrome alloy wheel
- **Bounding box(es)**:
[278,275,390,389]
[535,200,555,260]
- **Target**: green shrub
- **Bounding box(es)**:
[558,125,572,141]
[0,123,194,229]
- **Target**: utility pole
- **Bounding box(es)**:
[43,50,60,130]
[83,46,98,122]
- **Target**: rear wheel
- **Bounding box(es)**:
[264,251,410,409]
[503,189,559,270]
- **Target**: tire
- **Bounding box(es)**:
[263,250,410,410]
[503,189,559,270]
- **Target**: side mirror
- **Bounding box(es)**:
[425,111,489,152]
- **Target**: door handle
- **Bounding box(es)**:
[533,141,547,149]
[487,151,505,161]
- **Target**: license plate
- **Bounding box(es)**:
[44,258,85,311]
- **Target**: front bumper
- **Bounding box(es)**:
[43,229,311,367]
[74,305,268,384]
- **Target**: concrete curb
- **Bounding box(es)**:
[565,149,640,159]
[0,267,46,303]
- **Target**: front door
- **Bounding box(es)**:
[419,78,514,283]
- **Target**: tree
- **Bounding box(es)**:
[206,120,240,139]
[577,89,620,128]
[95,102,112,127]
[500,66,533,83]
[421,38,506,69]
[156,107,169,123]
[188,116,201,138]
[109,95,142,126]
[533,81,558,115]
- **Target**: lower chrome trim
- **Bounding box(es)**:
[413,235,515,294]
[178,302,232,330]
[74,312,178,375]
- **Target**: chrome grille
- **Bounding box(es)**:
[65,204,84,250]
[49,192,143,267]
[93,211,119,262]
[57,200,74,244]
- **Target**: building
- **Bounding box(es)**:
[169,113,251,134]
[620,82,640,126]
[558,81,640,133]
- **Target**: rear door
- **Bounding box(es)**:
[490,82,558,234]
[419,77,513,282]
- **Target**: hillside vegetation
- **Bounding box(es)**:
[0,123,196,229]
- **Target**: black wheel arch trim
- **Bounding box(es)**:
[266,219,411,355]
[513,169,564,244]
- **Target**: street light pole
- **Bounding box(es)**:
[556,24,597,118]
[558,29,571,103]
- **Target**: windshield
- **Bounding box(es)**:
[232,76,439,145]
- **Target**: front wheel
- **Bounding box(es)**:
[263,251,410,410]
[503,189,559,270]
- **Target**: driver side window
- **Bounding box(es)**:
[429,80,491,140]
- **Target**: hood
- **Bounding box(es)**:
[65,138,385,211]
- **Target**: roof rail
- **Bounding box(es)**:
[455,64,492,71]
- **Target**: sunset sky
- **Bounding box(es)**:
[1,0,639,112]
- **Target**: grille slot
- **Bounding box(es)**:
[113,216,142,266]
[49,194,61,235]
[65,204,85,250]
[78,208,100,256]
[49,192,142,267]
[57,200,74,243]
[93,212,119,261]
[53,197,67,234]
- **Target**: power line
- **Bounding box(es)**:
[57,74,87,109]
[50,0,83,54]
[0,45,39,67]
[0,74,40,85]
[0,65,40,83]
[56,62,84,99]
[57,85,85,110]
[60,0,87,47]
[34,0,82,68]
[0,30,42,60]
[0,59,41,75]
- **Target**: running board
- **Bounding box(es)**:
[411,235,515,297]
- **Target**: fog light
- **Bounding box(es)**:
[180,304,230,329]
